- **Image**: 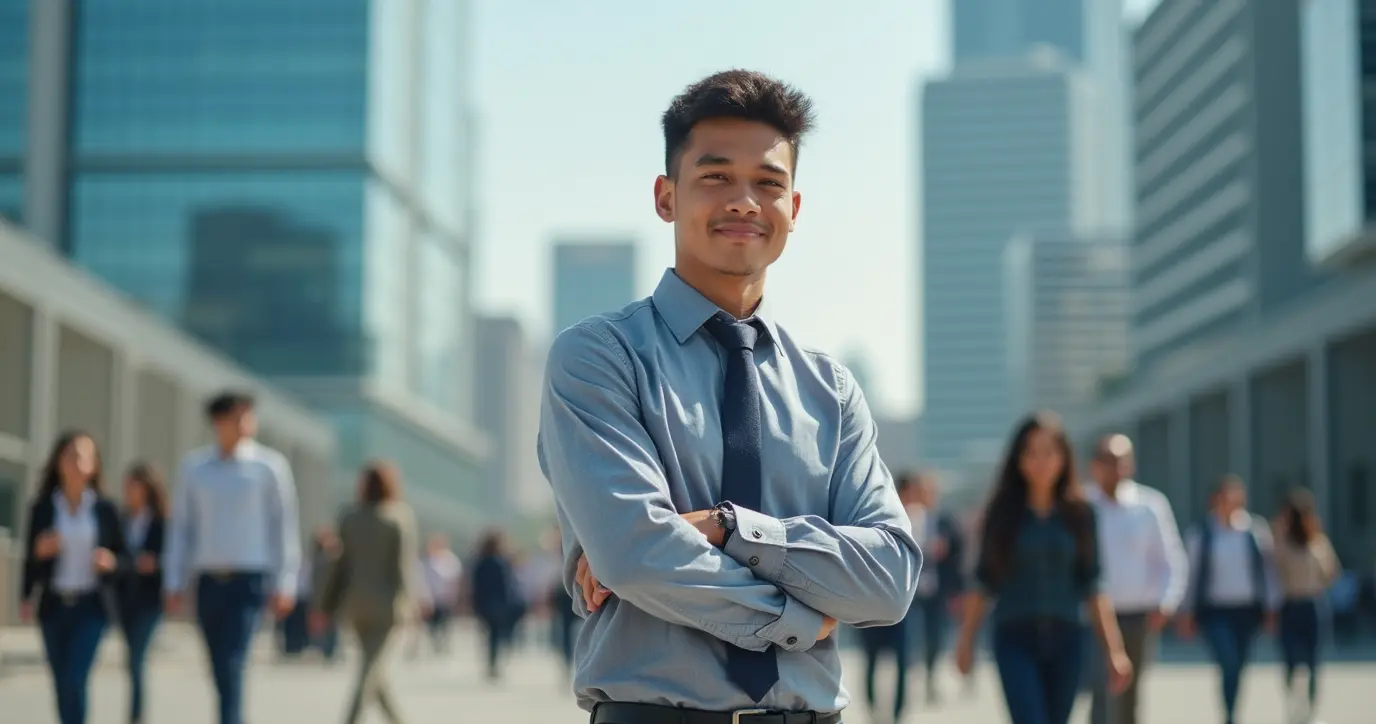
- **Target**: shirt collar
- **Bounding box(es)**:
[1088,479,1140,505]
[52,488,95,514]
[650,268,780,346]
[218,439,256,461]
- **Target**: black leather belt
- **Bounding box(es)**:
[591,702,842,724]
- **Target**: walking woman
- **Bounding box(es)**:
[19,431,129,724]
[119,461,168,724]
[953,413,1132,724]
[313,460,425,724]
[1273,488,1340,724]
[470,529,518,681]
[1175,475,1282,724]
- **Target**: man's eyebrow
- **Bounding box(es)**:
[693,154,789,176]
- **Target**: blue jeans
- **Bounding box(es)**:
[1199,605,1262,724]
[196,573,267,724]
[39,593,109,724]
[122,607,162,723]
[992,619,1085,724]
[1279,598,1324,706]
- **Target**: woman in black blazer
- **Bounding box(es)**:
[119,461,167,724]
[20,430,130,724]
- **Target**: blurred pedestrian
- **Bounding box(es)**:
[1175,475,1282,724]
[470,529,518,681]
[417,533,462,655]
[1085,434,1187,724]
[1273,488,1340,724]
[19,431,129,724]
[313,460,425,724]
[904,470,965,705]
[162,391,302,724]
[118,461,169,724]
[955,413,1132,724]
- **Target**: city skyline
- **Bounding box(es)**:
[469,0,1160,415]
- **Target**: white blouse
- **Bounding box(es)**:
[51,490,99,594]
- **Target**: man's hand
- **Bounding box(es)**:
[681,509,726,547]
[576,553,612,612]
[818,616,837,640]
[164,591,183,615]
[1263,611,1278,634]
[135,552,158,575]
[1147,609,1169,632]
[19,601,34,623]
[308,610,331,637]
[1174,613,1196,640]
[270,594,296,620]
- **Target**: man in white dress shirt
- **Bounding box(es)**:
[163,391,302,724]
[1085,434,1188,724]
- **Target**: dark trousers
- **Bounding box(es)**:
[1198,605,1262,724]
[426,606,452,652]
[39,594,108,724]
[122,607,162,723]
[860,620,909,720]
[195,572,267,724]
[913,594,949,682]
[1279,598,1324,706]
[551,588,580,667]
[993,619,1085,724]
[1089,611,1155,724]
[479,614,511,679]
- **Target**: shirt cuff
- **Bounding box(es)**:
[723,505,787,581]
[275,573,299,598]
[755,595,825,653]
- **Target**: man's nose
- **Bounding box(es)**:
[724,184,762,215]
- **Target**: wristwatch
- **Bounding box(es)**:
[711,502,738,545]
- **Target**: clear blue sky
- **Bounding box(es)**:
[471,0,1160,416]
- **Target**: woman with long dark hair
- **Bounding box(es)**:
[118,461,167,724]
[313,460,424,724]
[953,413,1132,724]
[1273,488,1340,724]
[19,431,129,724]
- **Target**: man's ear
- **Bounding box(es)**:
[654,175,675,222]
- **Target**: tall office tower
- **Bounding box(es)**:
[0,0,29,225]
[8,0,488,530]
[1301,0,1376,268]
[1004,232,1130,421]
[1130,0,1310,369]
[951,0,1132,229]
[920,53,1101,469]
[552,239,637,333]
[474,315,550,521]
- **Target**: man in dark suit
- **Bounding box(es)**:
[902,471,965,704]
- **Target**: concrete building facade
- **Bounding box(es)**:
[474,315,551,525]
[0,222,340,611]
[919,52,1103,470]
[1128,0,1313,369]
[1004,232,1130,422]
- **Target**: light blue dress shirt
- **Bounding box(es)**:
[538,269,922,714]
[163,439,302,596]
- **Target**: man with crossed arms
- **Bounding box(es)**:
[538,69,922,724]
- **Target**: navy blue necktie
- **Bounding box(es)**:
[703,312,779,703]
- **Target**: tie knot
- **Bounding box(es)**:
[704,312,760,351]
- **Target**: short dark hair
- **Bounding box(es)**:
[205,390,254,420]
[359,459,402,505]
[661,69,816,178]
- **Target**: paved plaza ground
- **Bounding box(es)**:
[0,622,1370,723]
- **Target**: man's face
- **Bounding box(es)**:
[213,404,257,445]
[654,118,800,279]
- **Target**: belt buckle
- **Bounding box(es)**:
[732,709,769,724]
[59,593,78,607]
[211,570,233,582]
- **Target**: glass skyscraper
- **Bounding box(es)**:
[551,240,638,334]
[8,0,486,532]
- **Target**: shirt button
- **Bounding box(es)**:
[752,530,762,539]
[786,636,798,645]
[749,556,760,566]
